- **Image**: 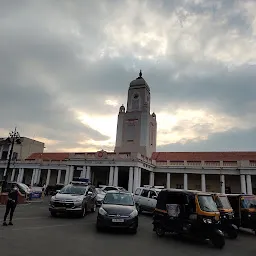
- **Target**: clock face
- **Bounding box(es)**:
[133,93,139,99]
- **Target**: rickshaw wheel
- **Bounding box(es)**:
[210,234,225,249]
[227,229,238,239]
[155,225,165,237]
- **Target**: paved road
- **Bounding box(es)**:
[0,199,255,256]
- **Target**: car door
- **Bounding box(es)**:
[148,190,158,212]
[138,189,150,211]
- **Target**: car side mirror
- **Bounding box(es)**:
[56,190,60,193]
[152,196,157,200]
[87,191,93,196]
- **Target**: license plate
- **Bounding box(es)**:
[57,207,66,210]
[112,219,124,223]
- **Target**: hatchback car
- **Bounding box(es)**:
[96,191,138,234]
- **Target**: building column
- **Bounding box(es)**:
[113,166,119,187]
[80,166,86,178]
[57,169,62,184]
[201,174,206,192]
[108,166,114,186]
[86,166,91,180]
[240,174,246,194]
[17,168,24,183]
[37,169,41,184]
[11,168,15,182]
[46,169,51,186]
[220,175,225,194]
[184,173,188,190]
[149,172,154,186]
[133,167,139,192]
[31,169,37,186]
[246,174,252,194]
[128,167,133,193]
[69,166,74,183]
[167,173,171,189]
[138,168,141,187]
[64,166,70,185]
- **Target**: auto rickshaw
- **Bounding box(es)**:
[212,193,238,239]
[227,194,256,235]
[153,189,225,249]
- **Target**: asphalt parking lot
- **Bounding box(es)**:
[0,198,255,256]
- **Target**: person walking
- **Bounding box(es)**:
[3,184,19,226]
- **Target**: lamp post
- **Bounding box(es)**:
[2,128,21,192]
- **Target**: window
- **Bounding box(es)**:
[135,188,141,195]
[141,189,149,197]
[149,190,157,198]
[104,186,118,192]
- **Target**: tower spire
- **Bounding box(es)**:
[139,69,142,78]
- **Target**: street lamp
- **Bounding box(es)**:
[2,127,21,192]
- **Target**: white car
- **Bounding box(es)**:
[96,186,127,205]
[133,186,164,213]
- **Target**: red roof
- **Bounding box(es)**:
[152,152,256,161]
[26,153,69,161]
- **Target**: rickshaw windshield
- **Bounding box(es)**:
[215,196,232,209]
[198,195,218,212]
[241,197,256,209]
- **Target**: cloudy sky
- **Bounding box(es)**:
[1,0,256,153]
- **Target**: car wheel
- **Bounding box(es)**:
[91,202,96,213]
[130,228,137,235]
[50,212,57,217]
[96,224,103,232]
[136,204,142,214]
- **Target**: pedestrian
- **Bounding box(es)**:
[42,184,46,198]
[3,184,19,226]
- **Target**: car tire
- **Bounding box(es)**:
[130,228,137,235]
[96,224,103,232]
[91,202,96,213]
[136,205,142,214]
[50,212,57,217]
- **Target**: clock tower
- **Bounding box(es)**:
[114,71,157,158]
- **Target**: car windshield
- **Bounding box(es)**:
[96,188,104,194]
[241,196,256,209]
[198,195,218,212]
[103,193,134,206]
[215,196,232,209]
[59,185,86,195]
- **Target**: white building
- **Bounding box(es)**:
[0,72,256,194]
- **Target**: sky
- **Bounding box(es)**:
[0,0,256,153]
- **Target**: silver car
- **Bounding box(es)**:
[49,183,97,217]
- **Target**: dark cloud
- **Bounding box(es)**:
[0,0,255,151]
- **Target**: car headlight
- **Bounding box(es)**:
[203,218,212,224]
[75,198,83,203]
[248,214,251,218]
[99,207,107,216]
[50,196,55,202]
[129,209,138,218]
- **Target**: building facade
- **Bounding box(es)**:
[0,73,255,194]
